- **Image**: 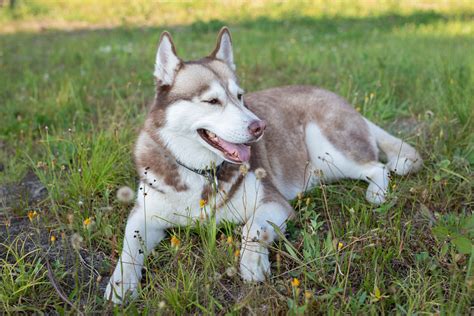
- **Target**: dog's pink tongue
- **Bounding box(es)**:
[218,139,250,162]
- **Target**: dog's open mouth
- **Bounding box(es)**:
[197,129,250,163]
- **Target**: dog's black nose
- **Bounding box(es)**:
[248,120,266,138]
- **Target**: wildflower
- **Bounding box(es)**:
[370,285,388,302]
[338,242,344,251]
[212,272,222,281]
[27,210,38,222]
[199,199,207,208]
[50,235,56,243]
[226,236,233,244]
[225,266,237,277]
[291,278,300,288]
[255,168,267,180]
[158,301,166,309]
[83,217,92,227]
[67,213,74,225]
[78,200,84,206]
[234,249,240,258]
[117,186,134,203]
[70,233,83,251]
[239,163,249,175]
[297,192,303,200]
[171,235,180,248]
[305,197,311,206]
[36,161,47,169]
[304,290,313,300]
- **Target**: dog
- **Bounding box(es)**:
[104,27,422,303]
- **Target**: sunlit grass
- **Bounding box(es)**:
[0,1,473,314]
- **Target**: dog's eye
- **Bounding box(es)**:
[237,93,243,101]
[206,98,220,105]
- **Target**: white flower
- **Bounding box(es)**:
[117,186,134,203]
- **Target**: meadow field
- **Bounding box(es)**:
[0,0,473,314]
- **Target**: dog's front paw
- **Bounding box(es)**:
[239,243,270,282]
[104,266,139,304]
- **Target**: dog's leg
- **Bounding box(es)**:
[104,205,165,304]
[240,201,293,282]
[365,118,423,175]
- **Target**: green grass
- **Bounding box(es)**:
[0,0,473,314]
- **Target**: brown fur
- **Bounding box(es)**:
[244,85,377,196]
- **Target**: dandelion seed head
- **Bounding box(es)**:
[225,266,237,277]
[117,186,134,203]
[70,233,83,251]
[255,167,267,180]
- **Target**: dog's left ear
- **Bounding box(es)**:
[210,27,235,70]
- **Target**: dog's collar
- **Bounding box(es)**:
[175,159,224,185]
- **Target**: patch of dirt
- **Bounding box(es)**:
[0,169,48,209]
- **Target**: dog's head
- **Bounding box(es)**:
[148,27,265,169]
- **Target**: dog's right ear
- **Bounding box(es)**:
[154,32,182,86]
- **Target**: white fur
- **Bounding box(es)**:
[154,34,180,85]
[304,122,389,205]
[105,29,423,304]
[364,118,423,175]
[215,31,235,70]
[158,81,260,169]
[105,166,270,303]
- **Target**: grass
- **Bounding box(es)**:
[0,0,473,314]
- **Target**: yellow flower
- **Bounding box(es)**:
[291,278,300,288]
[83,217,92,227]
[226,236,233,244]
[50,235,56,243]
[304,290,313,300]
[239,164,249,175]
[338,242,344,251]
[234,249,240,258]
[370,285,389,302]
[171,235,180,248]
[27,210,38,222]
[199,199,207,208]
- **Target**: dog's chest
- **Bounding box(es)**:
[138,167,252,226]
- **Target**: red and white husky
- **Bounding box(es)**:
[105,27,422,303]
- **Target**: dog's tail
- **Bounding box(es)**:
[365,119,423,175]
